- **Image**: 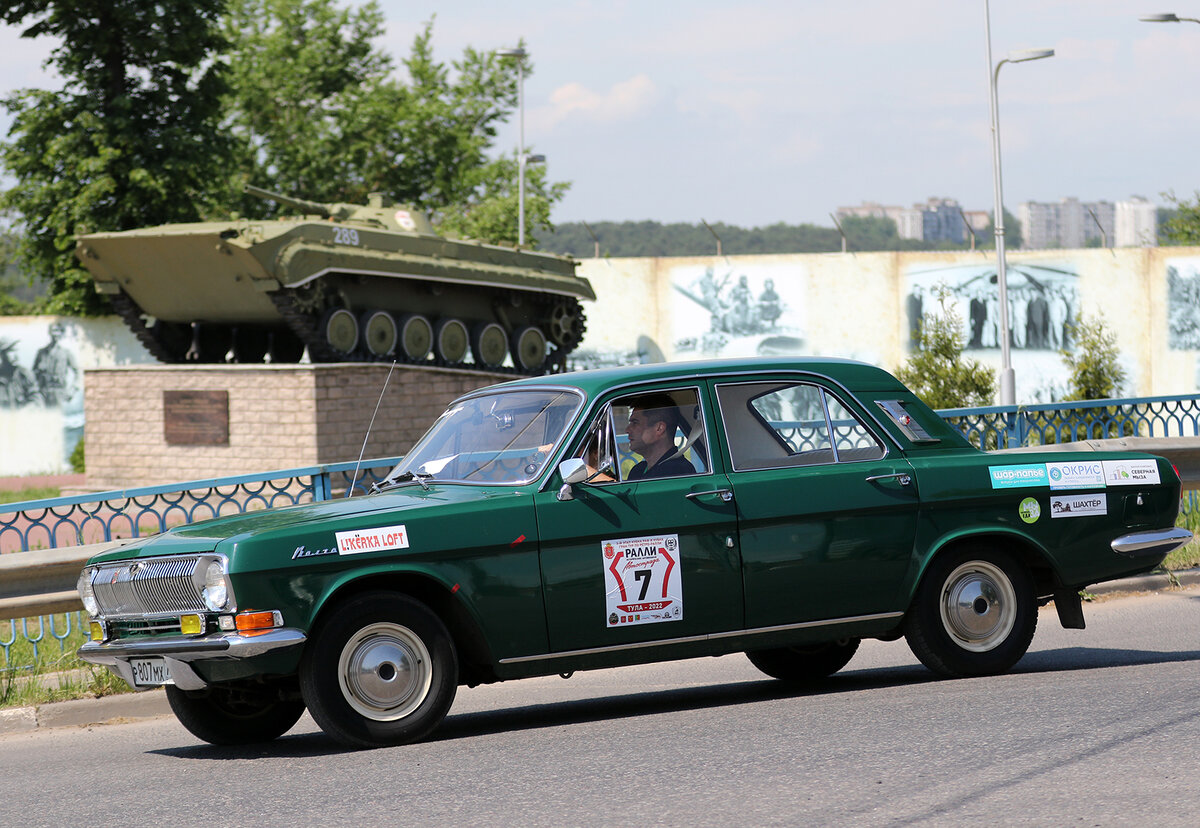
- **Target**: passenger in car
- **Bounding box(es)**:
[625,394,698,480]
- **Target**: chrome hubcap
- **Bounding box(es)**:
[338,623,432,721]
[938,561,1016,652]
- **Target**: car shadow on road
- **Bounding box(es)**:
[148,645,1200,759]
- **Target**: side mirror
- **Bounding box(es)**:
[559,458,589,484]
[556,458,589,501]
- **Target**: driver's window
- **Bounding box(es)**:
[573,388,708,482]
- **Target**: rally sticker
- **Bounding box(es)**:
[1050,494,1107,518]
[989,464,1048,489]
[602,534,683,627]
[1046,461,1105,491]
[336,524,409,555]
[1018,497,1041,524]
[1102,459,1161,486]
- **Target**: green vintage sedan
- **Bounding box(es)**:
[77,358,1192,748]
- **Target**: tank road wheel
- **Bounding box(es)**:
[511,326,548,373]
[746,638,861,683]
[434,318,469,365]
[548,301,585,348]
[471,322,509,369]
[904,547,1037,678]
[300,592,458,749]
[322,308,360,357]
[360,310,398,358]
[165,683,306,745]
[397,314,433,362]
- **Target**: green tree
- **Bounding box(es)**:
[896,286,996,409]
[1161,192,1200,245]
[0,1,231,314]
[1061,313,1125,401]
[982,208,1023,250]
[223,3,564,244]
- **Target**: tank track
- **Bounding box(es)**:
[270,287,587,376]
[107,291,180,363]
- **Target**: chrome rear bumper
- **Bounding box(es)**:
[1110,527,1194,558]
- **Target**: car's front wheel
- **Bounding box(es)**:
[746,638,860,682]
[300,591,458,749]
[904,547,1037,678]
[165,683,305,745]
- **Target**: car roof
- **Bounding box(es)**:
[496,357,910,396]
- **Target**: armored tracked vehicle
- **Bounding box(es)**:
[74,186,594,374]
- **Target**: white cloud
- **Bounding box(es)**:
[534,73,658,130]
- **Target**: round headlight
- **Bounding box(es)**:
[77,568,99,617]
[201,560,229,611]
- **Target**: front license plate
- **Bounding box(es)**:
[130,657,173,687]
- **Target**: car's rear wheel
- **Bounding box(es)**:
[746,638,860,682]
[300,591,458,749]
[165,683,305,745]
[904,546,1036,678]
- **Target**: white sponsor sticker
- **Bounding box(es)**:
[1046,461,1106,490]
[336,524,409,555]
[1050,493,1107,518]
[602,534,683,627]
[1101,459,1161,486]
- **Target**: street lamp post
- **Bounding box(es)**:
[497,46,531,246]
[984,0,1054,406]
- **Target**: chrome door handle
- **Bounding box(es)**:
[866,472,912,486]
[686,489,734,503]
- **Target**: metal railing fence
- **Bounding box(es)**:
[0,457,403,555]
[939,393,1200,450]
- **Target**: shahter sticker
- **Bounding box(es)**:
[602,535,683,627]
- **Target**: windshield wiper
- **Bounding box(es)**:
[371,470,432,494]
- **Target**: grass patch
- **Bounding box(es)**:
[1162,505,1200,572]
[0,486,60,506]
[0,614,130,709]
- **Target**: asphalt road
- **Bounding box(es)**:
[3,588,1198,827]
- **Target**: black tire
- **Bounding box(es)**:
[904,546,1037,678]
[165,683,305,745]
[300,592,458,749]
[746,638,860,682]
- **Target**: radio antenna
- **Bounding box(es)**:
[348,360,398,498]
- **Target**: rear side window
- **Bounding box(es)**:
[717,381,885,471]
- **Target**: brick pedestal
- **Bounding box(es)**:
[83,364,509,490]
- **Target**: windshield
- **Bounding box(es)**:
[387,389,583,486]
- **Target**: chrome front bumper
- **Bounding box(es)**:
[78,628,306,691]
[1110,527,1194,558]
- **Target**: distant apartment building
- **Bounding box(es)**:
[1018,197,1157,249]
[1115,196,1158,247]
[835,197,971,243]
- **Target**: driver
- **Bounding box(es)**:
[625,394,696,480]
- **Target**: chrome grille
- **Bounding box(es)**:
[92,556,207,618]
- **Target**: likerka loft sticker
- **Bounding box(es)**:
[602,535,683,627]
[336,524,409,555]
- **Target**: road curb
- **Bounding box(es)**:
[1086,565,1200,596]
[0,688,170,736]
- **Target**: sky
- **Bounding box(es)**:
[1,0,1198,228]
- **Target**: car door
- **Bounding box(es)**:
[533,384,743,653]
[713,377,920,627]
